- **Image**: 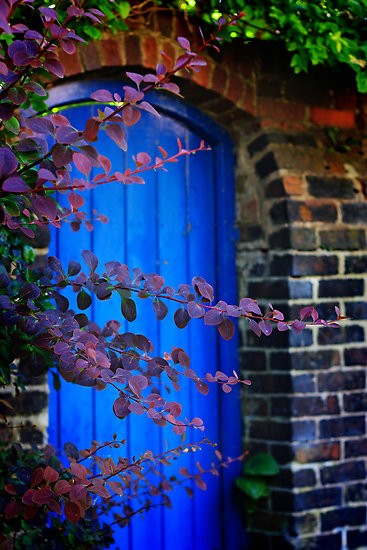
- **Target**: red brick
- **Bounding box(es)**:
[142,35,159,69]
[79,41,102,71]
[237,84,255,115]
[192,61,211,89]
[101,37,122,67]
[125,34,142,66]
[225,74,244,105]
[282,175,303,195]
[58,49,83,77]
[311,107,355,128]
[211,65,229,96]
[258,98,306,123]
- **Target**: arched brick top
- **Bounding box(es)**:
[57,9,365,135]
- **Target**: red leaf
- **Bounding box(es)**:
[218,318,235,340]
[129,374,148,396]
[122,105,141,126]
[68,191,84,209]
[195,380,209,395]
[47,499,62,515]
[32,488,54,505]
[70,462,88,479]
[187,301,205,319]
[108,481,124,496]
[44,58,65,78]
[54,480,71,495]
[73,152,92,176]
[31,467,44,487]
[64,501,81,523]
[44,466,59,484]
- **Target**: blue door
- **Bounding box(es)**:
[48,79,243,550]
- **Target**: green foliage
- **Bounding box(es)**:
[236,453,279,511]
[169,0,367,92]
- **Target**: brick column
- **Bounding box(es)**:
[238,128,367,549]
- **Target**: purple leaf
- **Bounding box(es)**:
[258,320,273,336]
[128,402,145,415]
[33,195,57,219]
[218,318,235,340]
[187,301,205,319]
[55,126,79,144]
[249,319,261,337]
[239,298,262,315]
[195,380,209,395]
[152,299,168,321]
[129,375,148,396]
[177,36,191,51]
[138,101,160,117]
[122,105,141,127]
[174,307,190,329]
[2,176,29,193]
[126,72,144,87]
[277,322,289,332]
[105,124,127,150]
[121,298,137,322]
[291,319,307,334]
[113,395,131,419]
[44,58,65,78]
[52,144,73,167]
[204,309,223,326]
[39,6,58,19]
[123,86,144,102]
[90,89,114,103]
[27,117,55,136]
[0,146,18,177]
[81,249,98,272]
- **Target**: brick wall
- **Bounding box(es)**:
[33,9,367,548]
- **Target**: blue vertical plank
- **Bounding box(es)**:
[186,131,222,550]
[154,117,195,550]
[48,104,95,456]
[122,111,164,550]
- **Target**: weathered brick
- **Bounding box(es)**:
[291,396,339,417]
[249,421,291,441]
[345,482,367,503]
[311,107,355,128]
[245,397,269,416]
[293,468,317,488]
[297,533,342,550]
[271,443,294,464]
[345,348,367,366]
[347,528,367,549]
[270,199,338,224]
[19,422,44,445]
[255,152,279,178]
[295,442,340,464]
[318,325,365,346]
[345,255,367,274]
[271,397,291,416]
[269,228,317,251]
[318,369,365,392]
[321,506,366,531]
[241,350,267,371]
[272,487,341,512]
[343,392,367,413]
[321,460,366,484]
[288,513,318,536]
[248,280,289,299]
[345,438,367,458]
[342,203,367,224]
[293,374,316,393]
[288,280,313,299]
[320,229,366,250]
[0,391,47,416]
[288,329,313,348]
[320,416,365,439]
[286,350,340,370]
[318,279,364,298]
[292,420,316,442]
[346,301,367,319]
[253,374,292,394]
[307,176,356,198]
[271,254,338,276]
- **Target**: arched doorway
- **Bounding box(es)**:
[48,78,243,550]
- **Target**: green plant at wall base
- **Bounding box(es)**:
[236,453,279,513]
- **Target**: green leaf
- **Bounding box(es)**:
[356,71,367,93]
[236,476,270,500]
[243,453,280,476]
[4,116,20,135]
[117,1,130,19]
